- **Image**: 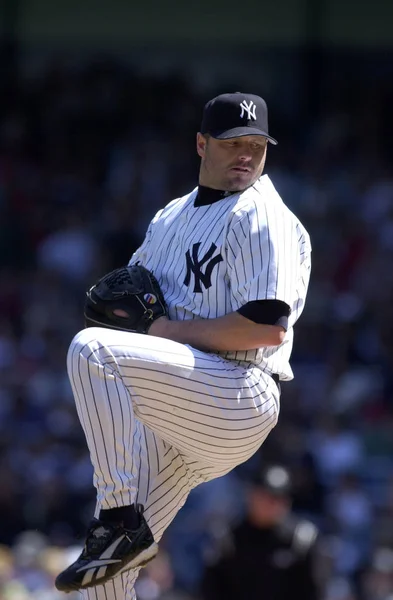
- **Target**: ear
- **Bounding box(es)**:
[196,133,207,158]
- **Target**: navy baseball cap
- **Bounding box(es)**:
[201,92,278,145]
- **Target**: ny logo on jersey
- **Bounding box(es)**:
[184,242,223,293]
[240,100,257,120]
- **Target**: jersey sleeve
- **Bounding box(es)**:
[226,199,311,328]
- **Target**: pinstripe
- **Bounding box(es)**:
[231,223,245,288]
[263,195,273,296]
[149,462,186,499]
[124,572,137,600]
[114,375,130,504]
[165,204,210,305]
[108,358,247,378]
[151,201,188,258]
[149,476,190,521]
[254,200,263,299]
[247,211,256,282]
[144,434,272,467]
[136,426,142,504]
[182,204,223,265]
[68,343,96,487]
[143,427,151,498]
[99,344,240,367]
[135,395,270,420]
[72,350,110,503]
[96,345,243,369]
[85,585,99,600]
[114,355,251,375]
[163,444,172,456]
[132,416,273,464]
[103,365,126,501]
[135,402,274,435]
[150,480,191,529]
[120,373,266,400]
[159,198,202,307]
[148,416,275,454]
[121,573,127,595]
[124,378,134,506]
[272,199,280,298]
[86,355,117,506]
[131,420,138,485]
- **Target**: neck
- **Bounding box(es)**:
[194,184,232,207]
[198,177,226,191]
[198,163,228,190]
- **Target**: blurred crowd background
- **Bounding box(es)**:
[1,1,393,599]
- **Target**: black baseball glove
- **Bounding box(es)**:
[84,264,167,334]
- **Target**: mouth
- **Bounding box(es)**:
[230,166,252,173]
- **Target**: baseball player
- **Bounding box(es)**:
[55,92,311,600]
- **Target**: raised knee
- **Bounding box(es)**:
[67,327,108,367]
[70,327,101,349]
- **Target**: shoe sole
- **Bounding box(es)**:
[59,542,159,593]
[126,541,159,569]
[83,542,159,589]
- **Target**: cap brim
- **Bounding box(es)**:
[211,127,278,145]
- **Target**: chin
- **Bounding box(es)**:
[226,174,256,192]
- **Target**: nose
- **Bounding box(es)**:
[237,148,253,162]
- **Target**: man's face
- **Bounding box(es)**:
[197,133,268,192]
[247,487,290,527]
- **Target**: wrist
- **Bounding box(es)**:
[148,316,171,338]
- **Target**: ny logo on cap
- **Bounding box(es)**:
[240,100,257,120]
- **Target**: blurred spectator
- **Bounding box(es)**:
[36,208,99,284]
[291,454,325,524]
[363,547,393,600]
[0,531,81,600]
[163,471,243,593]
[325,472,373,597]
[308,416,365,488]
[201,465,321,600]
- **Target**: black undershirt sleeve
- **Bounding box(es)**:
[237,299,291,330]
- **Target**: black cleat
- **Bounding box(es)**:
[55,505,158,592]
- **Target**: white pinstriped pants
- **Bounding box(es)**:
[67,327,280,600]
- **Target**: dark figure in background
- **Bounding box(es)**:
[201,465,321,600]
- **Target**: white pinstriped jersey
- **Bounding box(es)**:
[130,174,311,381]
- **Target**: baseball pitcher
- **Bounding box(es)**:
[55,92,312,600]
